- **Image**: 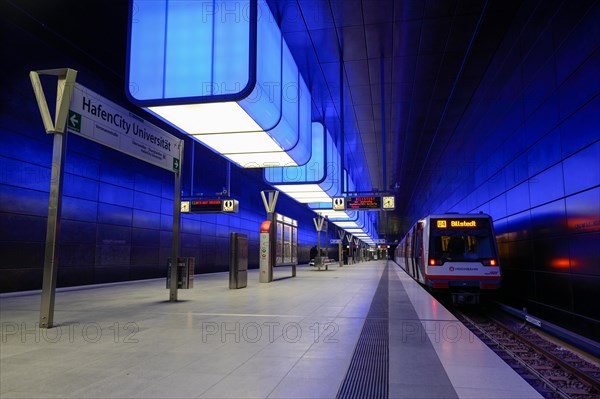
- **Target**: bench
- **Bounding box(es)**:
[312,256,337,271]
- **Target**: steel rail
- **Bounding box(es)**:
[457,310,571,399]
[490,316,600,394]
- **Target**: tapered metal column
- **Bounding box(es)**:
[346,234,353,264]
[30,68,77,328]
[39,131,67,328]
[260,190,278,283]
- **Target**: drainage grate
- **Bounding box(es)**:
[337,264,389,399]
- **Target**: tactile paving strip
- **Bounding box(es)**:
[337,264,389,399]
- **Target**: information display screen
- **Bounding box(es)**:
[190,199,222,213]
[346,196,381,210]
[435,219,478,228]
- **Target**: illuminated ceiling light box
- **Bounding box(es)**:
[344,228,364,233]
[312,209,352,220]
[266,122,342,203]
[126,0,311,168]
[342,212,380,242]
[333,211,367,230]
[334,221,359,228]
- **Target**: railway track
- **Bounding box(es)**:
[454,309,600,399]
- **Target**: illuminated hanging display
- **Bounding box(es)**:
[126,0,311,168]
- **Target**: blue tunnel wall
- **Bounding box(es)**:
[406,1,600,339]
[0,16,323,293]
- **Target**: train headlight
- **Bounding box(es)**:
[429,258,443,266]
[482,259,497,266]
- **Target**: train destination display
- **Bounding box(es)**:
[435,219,478,228]
[346,196,381,210]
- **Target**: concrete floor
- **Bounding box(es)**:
[0,261,541,398]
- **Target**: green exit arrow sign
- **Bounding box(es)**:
[67,111,81,132]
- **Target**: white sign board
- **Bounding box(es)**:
[330,239,341,244]
[222,199,239,213]
[67,83,182,172]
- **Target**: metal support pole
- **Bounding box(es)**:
[317,230,321,255]
[380,56,388,251]
[380,55,387,192]
[39,132,67,328]
[190,140,194,196]
[226,161,231,195]
[346,234,353,264]
[339,47,345,194]
[169,141,184,302]
[338,230,344,267]
[385,211,389,257]
[313,216,325,256]
[324,217,329,259]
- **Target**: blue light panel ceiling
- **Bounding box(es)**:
[126,0,311,168]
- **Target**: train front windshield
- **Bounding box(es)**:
[429,218,496,261]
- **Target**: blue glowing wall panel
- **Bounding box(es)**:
[255,56,311,161]
[405,1,600,340]
[127,0,312,166]
[128,0,251,102]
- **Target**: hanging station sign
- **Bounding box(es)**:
[67,83,182,172]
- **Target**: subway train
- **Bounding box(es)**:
[394,213,501,304]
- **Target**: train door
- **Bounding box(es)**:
[407,227,413,277]
[402,239,409,274]
[414,222,424,282]
[407,228,415,277]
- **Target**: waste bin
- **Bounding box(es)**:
[166,257,194,289]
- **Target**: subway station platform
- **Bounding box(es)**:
[0,261,541,399]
